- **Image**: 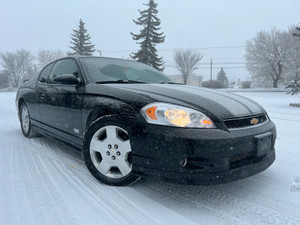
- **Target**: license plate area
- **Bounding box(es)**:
[255,132,272,156]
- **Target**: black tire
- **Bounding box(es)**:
[20,102,35,138]
[83,116,140,186]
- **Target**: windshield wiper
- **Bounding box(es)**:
[96,79,147,84]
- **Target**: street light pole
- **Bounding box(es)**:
[210,58,212,82]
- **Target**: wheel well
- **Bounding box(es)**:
[86,107,115,131]
[17,98,25,119]
[18,99,25,109]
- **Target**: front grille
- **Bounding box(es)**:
[224,114,268,129]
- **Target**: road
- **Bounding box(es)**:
[0,91,299,225]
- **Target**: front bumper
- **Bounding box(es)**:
[131,121,276,185]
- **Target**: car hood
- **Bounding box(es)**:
[87,83,265,120]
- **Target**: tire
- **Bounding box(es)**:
[20,102,35,138]
[83,117,140,186]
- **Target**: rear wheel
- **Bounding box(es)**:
[20,102,35,137]
[83,118,140,186]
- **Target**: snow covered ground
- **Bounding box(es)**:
[0,91,299,225]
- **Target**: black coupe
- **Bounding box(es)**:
[16,56,276,186]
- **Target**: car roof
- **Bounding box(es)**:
[65,55,139,64]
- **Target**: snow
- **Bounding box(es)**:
[0,91,300,225]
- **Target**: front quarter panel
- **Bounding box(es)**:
[81,94,143,137]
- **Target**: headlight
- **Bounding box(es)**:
[141,103,215,128]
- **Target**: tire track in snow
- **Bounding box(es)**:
[0,141,25,225]
[1,117,85,171]
[23,150,80,225]
[0,175,25,225]
[0,117,155,224]
[135,180,248,225]
[0,139,80,225]
[0,119,185,225]
[290,177,300,194]
[0,116,82,225]
[270,116,300,123]
[55,161,164,225]
[268,110,300,116]
[136,181,300,225]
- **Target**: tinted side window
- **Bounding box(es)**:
[38,62,54,83]
[48,59,80,83]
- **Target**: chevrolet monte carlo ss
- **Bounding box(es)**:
[16,56,276,186]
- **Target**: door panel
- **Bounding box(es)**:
[39,84,83,137]
[37,58,84,138]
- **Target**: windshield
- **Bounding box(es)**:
[79,57,171,84]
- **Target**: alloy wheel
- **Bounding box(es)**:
[21,105,30,134]
[89,125,132,178]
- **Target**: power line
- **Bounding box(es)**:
[164,59,246,64]
[198,62,246,65]
[201,57,245,61]
[101,45,246,53]
[165,65,246,69]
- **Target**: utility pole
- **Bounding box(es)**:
[210,58,212,82]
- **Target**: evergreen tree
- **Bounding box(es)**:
[286,78,300,95]
[293,23,300,39]
[68,19,95,56]
[130,0,165,71]
[287,23,300,95]
[217,68,228,86]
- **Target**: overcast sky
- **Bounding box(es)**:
[1,0,300,81]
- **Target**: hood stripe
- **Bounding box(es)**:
[151,85,261,117]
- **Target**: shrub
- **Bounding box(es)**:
[286,77,300,95]
[201,80,225,89]
[242,81,251,88]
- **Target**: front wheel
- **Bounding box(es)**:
[83,118,140,186]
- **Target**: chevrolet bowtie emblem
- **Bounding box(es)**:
[250,118,259,125]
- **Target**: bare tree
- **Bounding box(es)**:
[37,49,65,69]
[173,49,203,85]
[0,49,34,88]
[245,28,292,88]
[24,64,39,81]
[0,70,10,89]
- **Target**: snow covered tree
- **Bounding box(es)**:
[173,49,203,85]
[68,19,95,56]
[286,79,300,95]
[130,0,165,71]
[0,49,34,87]
[286,24,300,95]
[217,68,228,86]
[246,28,291,88]
[293,23,300,40]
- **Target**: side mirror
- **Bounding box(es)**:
[53,74,80,85]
